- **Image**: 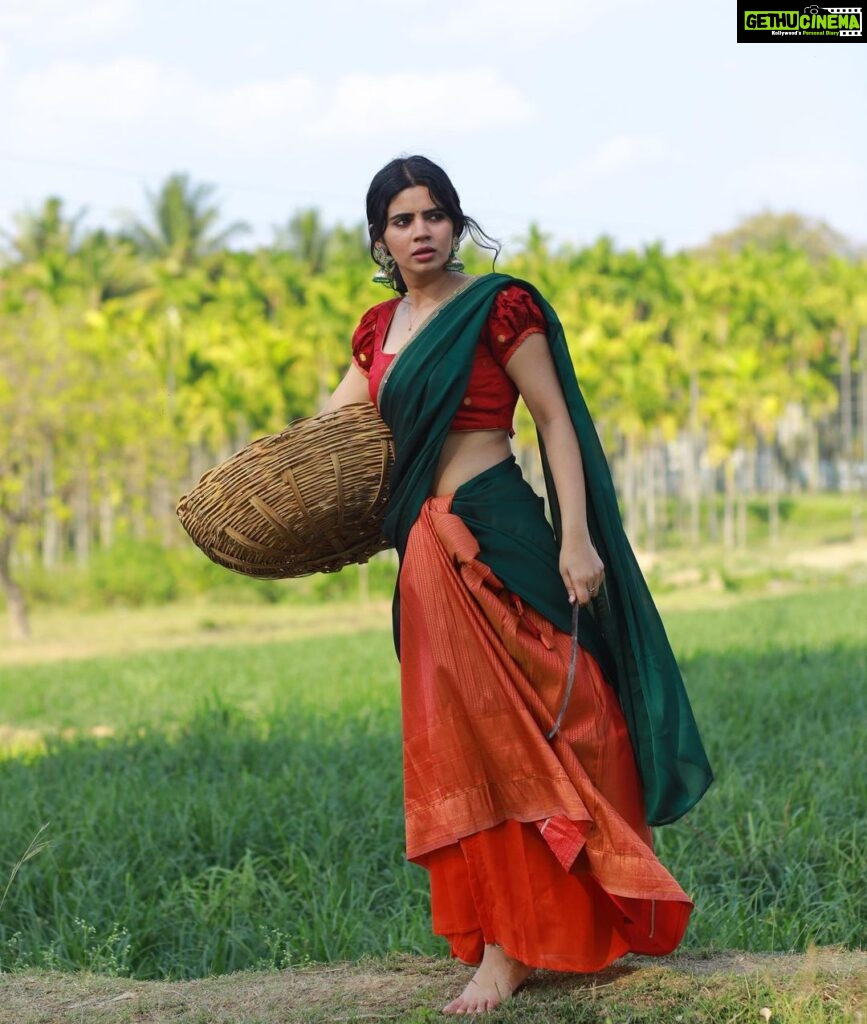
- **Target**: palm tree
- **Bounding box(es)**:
[75,229,151,307]
[0,196,87,264]
[272,208,328,274]
[0,197,89,302]
[123,173,250,272]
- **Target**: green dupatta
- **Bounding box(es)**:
[378,273,713,826]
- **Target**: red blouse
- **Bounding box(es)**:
[350,284,545,434]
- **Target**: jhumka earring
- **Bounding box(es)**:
[444,237,465,273]
[372,245,397,287]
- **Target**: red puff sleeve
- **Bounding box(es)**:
[350,306,378,378]
[483,285,547,368]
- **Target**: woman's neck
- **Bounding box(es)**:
[402,271,467,308]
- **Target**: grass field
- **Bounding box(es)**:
[0,584,865,983]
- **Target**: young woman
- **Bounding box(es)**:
[322,156,712,1015]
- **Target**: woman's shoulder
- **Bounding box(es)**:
[487,280,545,330]
[366,294,403,313]
[353,296,400,336]
[477,278,547,366]
[351,297,400,373]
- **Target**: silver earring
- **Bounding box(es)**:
[372,245,397,287]
[444,237,464,273]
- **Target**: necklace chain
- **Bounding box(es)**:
[401,297,417,332]
[402,281,464,333]
[401,296,431,333]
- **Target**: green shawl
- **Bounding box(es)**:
[378,273,713,826]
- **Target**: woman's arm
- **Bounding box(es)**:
[505,333,604,605]
[319,361,372,415]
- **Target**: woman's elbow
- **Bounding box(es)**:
[319,365,372,415]
[535,407,573,440]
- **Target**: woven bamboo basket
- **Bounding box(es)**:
[176,403,395,578]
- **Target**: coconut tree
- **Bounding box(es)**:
[272,208,328,275]
[1,196,87,264]
[123,173,250,273]
[0,196,89,303]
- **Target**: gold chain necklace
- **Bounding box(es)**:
[401,296,424,333]
[401,282,463,333]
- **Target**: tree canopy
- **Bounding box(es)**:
[1,181,865,638]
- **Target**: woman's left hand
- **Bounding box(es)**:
[559,536,605,606]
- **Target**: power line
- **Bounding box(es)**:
[0,151,359,203]
[0,150,756,251]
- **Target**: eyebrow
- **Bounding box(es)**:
[388,206,445,222]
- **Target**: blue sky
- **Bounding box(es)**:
[0,0,864,257]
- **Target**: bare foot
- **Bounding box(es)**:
[443,943,534,1015]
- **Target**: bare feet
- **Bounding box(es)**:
[443,943,534,1015]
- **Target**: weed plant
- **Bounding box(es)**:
[0,586,864,979]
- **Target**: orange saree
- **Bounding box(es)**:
[399,493,693,971]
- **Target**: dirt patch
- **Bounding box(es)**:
[0,600,394,667]
[785,538,867,571]
[2,949,865,1024]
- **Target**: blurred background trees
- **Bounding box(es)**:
[1,178,865,638]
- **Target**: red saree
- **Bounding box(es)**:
[399,493,693,970]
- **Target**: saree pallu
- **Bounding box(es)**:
[398,459,692,970]
[380,274,713,828]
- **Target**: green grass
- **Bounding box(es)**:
[0,586,865,980]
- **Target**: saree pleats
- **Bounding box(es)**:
[400,487,693,970]
[424,822,691,971]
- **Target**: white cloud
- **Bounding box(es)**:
[543,133,670,193]
[313,70,534,140]
[10,59,316,149]
[9,60,529,148]
[205,79,316,137]
[409,0,652,46]
[0,0,135,42]
[16,58,170,122]
[727,154,861,194]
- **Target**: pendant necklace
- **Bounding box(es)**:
[401,277,471,336]
[402,287,453,332]
[402,296,420,333]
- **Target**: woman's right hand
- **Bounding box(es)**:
[559,535,605,606]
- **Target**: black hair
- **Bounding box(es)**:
[366,155,500,294]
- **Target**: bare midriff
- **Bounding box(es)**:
[430,429,512,497]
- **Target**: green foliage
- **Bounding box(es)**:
[0,588,864,979]
[17,541,397,610]
[1,188,866,642]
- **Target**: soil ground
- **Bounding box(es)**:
[2,949,865,1024]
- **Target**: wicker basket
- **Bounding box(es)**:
[176,403,395,578]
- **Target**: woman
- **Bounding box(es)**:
[322,156,712,1015]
